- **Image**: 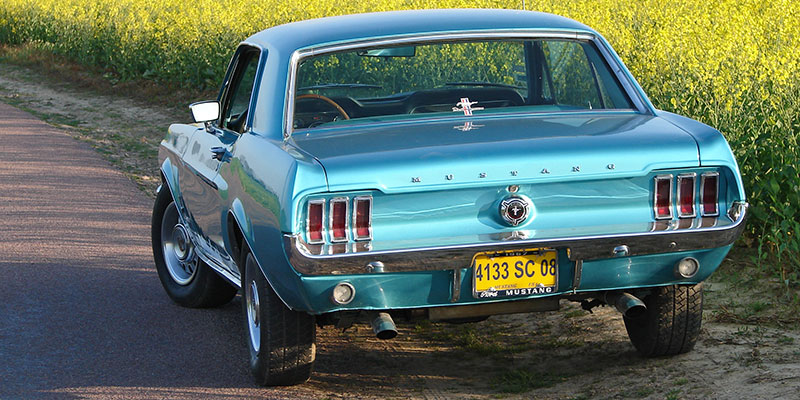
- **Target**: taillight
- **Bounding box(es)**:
[653,175,673,220]
[306,196,372,244]
[701,172,720,216]
[307,200,325,244]
[353,196,372,240]
[329,198,348,242]
[677,173,696,218]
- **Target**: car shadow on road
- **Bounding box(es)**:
[306,310,652,397]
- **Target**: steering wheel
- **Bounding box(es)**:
[295,94,350,120]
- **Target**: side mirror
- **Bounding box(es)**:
[189,101,220,123]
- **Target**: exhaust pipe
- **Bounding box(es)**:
[369,312,397,340]
[604,292,647,319]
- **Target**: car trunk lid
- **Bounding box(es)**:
[290,112,699,193]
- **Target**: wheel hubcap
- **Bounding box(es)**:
[160,203,198,286]
[172,225,190,261]
[247,278,261,353]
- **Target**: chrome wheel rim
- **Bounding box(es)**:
[161,203,198,285]
[246,277,261,353]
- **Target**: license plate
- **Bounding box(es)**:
[472,249,557,298]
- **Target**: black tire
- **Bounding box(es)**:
[151,186,237,308]
[241,246,316,386]
[623,284,703,357]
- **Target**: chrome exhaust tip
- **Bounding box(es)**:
[370,312,397,340]
[604,292,647,319]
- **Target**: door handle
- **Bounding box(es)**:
[210,146,230,162]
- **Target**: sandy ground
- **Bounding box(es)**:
[1,62,798,399]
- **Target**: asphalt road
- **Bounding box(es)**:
[0,103,289,399]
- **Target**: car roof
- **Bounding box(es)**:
[246,9,595,52]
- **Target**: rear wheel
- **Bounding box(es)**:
[151,187,237,308]
[242,246,316,386]
[623,284,703,357]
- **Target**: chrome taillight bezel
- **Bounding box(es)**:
[352,195,373,241]
[653,174,674,220]
[700,171,720,217]
[676,173,697,218]
[306,199,326,244]
[328,197,350,243]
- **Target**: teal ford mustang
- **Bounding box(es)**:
[151,9,748,385]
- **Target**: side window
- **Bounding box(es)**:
[221,49,260,133]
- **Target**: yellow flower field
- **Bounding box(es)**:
[1,0,798,274]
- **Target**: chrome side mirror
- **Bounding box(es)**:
[189,101,220,134]
[190,100,219,122]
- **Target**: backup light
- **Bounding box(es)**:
[675,257,699,279]
[331,282,355,305]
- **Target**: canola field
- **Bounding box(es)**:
[0,0,798,276]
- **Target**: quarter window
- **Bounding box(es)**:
[222,49,260,133]
[539,41,630,110]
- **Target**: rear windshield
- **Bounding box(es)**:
[293,39,633,130]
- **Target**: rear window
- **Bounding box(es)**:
[293,39,633,130]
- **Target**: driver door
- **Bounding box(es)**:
[179,46,261,273]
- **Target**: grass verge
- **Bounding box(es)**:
[0,43,212,110]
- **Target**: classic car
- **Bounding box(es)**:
[151,9,748,385]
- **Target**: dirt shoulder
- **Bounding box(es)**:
[1,60,798,399]
[0,61,174,196]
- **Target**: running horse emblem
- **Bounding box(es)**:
[452,97,484,116]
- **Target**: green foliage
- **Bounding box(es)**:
[298,41,525,97]
[0,0,798,279]
[492,368,569,393]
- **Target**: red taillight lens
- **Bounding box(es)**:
[677,173,696,218]
[330,198,348,242]
[701,172,719,216]
[654,175,673,220]
[307,201,324,243]
[353,196,372,240]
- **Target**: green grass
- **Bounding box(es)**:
[707,247,800,327]
[665,388,682,400]
[491,368,570,393]
[633,386,655,398]
[414,320,527,357]
[777,335,795,345]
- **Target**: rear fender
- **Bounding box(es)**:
[658,110,746,200]
[226,198,314,312]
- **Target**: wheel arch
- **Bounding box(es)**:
[225,202,311,312]
[226,199,249,276]
[158,158,180,206]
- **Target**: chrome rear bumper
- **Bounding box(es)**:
[285,202,748,276]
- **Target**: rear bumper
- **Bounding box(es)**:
[285,202,748,276]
